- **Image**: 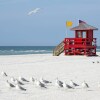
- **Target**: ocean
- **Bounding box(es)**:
[0,46,55,55]
[0,46,100,55]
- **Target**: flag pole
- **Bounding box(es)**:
[66,27,68,38]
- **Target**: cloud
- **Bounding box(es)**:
[27,8,40,16]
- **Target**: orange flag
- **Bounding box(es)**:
[66,21,73,27]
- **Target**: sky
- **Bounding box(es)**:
[0,0,100,46]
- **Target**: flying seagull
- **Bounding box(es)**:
[28,8,40,16]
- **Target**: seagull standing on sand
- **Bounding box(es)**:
[19,76,29,82]
[69,80,79,87]
[55,78,63,88]
[10,77,16,83]
[6,80,15,88]
[30,77,35,83]
[81,81,89,88]
[15,79,24,85]
[40,77,52,84]
[35,79,46,88]
[28,8,40,16]
[63,82,74,89]
[15,84,26,91]
[92,61,95,63]
[1,71,7,76]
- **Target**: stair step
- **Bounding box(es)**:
[53,41,64,56]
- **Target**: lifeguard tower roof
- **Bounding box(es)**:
[71,20,98,31]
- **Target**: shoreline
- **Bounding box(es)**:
[0,51,100,56]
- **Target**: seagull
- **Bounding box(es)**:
[15,84,26,91]
[19,76,29,82]
[92,61,95,63]
[15,79,24,85]
[10,77,16,83]
[55,78,63,88]
[81,81,89,88]
[6,80,15,88]
[1,71,7,76]
[28,8,40,16]
[97,61,99,63]
[40,77,52,84]
[30,77,35,83]
[56,78,63,84]
[35,80,46,88]
[69,80,79,87]
[63,82,74,89]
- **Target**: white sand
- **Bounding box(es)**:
[0,52,100,100]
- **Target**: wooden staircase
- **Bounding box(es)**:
[53,41,64,56]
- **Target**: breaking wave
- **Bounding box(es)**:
[0,46,54,55]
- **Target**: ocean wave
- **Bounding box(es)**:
[0,49,52,55]
[0,50,50,52]
[97,49,100,52]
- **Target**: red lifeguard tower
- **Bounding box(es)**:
[53,20,98,56]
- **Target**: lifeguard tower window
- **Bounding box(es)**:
[82,31,86,38]
[77,31,82,38]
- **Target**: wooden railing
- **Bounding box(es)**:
[53,41,64,56]
[64,38,96,48]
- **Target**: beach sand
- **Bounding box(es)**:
[0,52,100,100]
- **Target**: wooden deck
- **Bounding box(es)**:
[64,38,96,56]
